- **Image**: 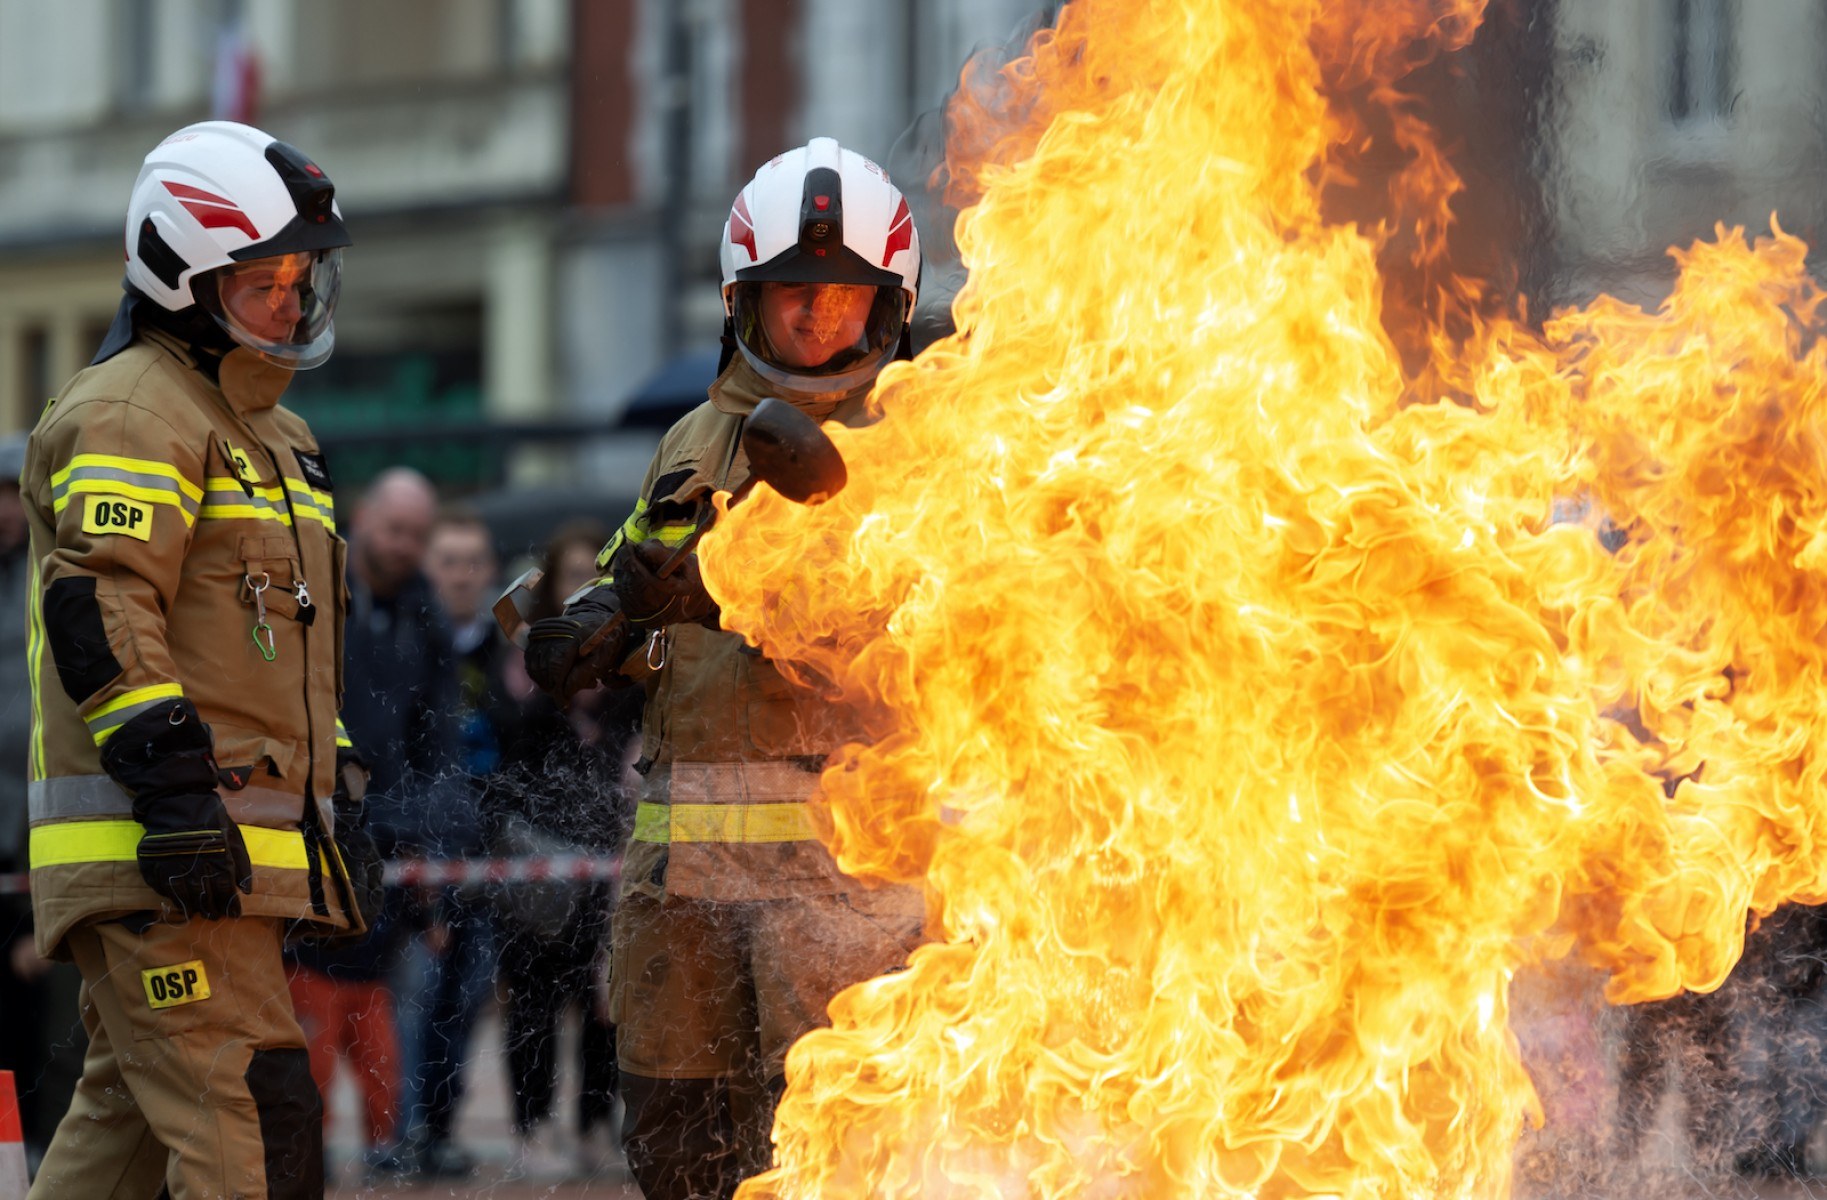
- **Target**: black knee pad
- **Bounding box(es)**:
[620,1074,740,1200]
[245,1046,324,1200]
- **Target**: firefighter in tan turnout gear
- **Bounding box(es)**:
[524,138,926,1200]
[22,121,380,1200]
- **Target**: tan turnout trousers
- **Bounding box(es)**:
[27,916,319,1200]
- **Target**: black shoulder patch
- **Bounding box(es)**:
[43,576,123,703]
[649,468,696,503]
[293,449,334,492]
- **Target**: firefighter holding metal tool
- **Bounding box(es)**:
[22,121,379,1200]
[520,137,925,1199]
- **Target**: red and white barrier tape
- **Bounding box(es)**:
[0,1070,26,1199]
[0,854,621,897]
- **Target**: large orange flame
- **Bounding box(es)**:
[700,0,1827,1194]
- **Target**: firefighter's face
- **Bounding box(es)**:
[215,253,308,342]
[759,282,874,368]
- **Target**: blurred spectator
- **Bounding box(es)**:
[0,432,83,1171]
[286,921,406,1166]
[325,468,489,1183]
[486,521,638,1180]
[287,466,465,1179]
[425,506,506,780]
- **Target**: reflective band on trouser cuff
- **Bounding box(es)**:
[631,801,816,844]
[30,775,304,827]
[30,820,308,870]
[50,456,203,526]
[335,719,352,749]
[84,684,184,746]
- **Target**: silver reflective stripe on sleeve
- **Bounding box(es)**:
[29,776,306,828]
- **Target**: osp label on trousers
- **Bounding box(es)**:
[141,960,211,1009]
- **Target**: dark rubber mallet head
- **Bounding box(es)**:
[742,397,849,505]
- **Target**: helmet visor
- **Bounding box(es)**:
[194,249,342,370]
[729,281,907,382]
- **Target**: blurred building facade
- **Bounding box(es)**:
[2,0,1818,472]
[0,0,1039,492]
[1549,0,1827,303]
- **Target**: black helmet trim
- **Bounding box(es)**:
[732,244,903,290]
[227,211,352,261]
[226,140,352,261]
[263,141,336,218]
[135,220,188,291]
[800,165,843,251]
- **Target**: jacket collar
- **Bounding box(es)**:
[139,327,292,415]
[708,356,872,424]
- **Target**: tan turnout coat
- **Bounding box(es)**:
[23,327,360,955]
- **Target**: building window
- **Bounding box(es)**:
[1668,0,1737,124]
[19,327,51,414]
[116,0,156,111]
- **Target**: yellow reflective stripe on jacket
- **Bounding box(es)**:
[593,497,698,584]
[26,556,45,781]
[594,498,650,574]
[50,455,203,526]
[651,521,697,548]
[197,476,335,530]
[29,820,309,870]
[51,454,203,496]
[84,683,185,745]
[631,801,816,844]
[283,478,336,532]
[51,455,204,500]
[199,478,292,524]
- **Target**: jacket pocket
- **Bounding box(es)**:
[237,534,307,623]
[212,719,299,785]
[742,658,830,757]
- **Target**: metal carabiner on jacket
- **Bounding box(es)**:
[246,572,276,662]
[645,627,668,671]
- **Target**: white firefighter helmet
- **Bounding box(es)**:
[124,120,350,369]
[719,137,920,396]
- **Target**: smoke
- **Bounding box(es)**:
[1511,908,1827,1198]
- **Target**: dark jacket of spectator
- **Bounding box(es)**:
[289,565,461,982]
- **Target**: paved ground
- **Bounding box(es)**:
[313,996,1827,1199]
[325,1001,639,1200]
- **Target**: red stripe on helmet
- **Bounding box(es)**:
[180,200,259,239]
[882,197,912,267]
[163,181,236,207]
[730,192,757,263]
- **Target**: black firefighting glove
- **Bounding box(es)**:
[525,585,629,701]
[612,538,720,630]
[100,697,253,921]
[331,744,385,928]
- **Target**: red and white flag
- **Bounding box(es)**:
[211,23,262,125]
